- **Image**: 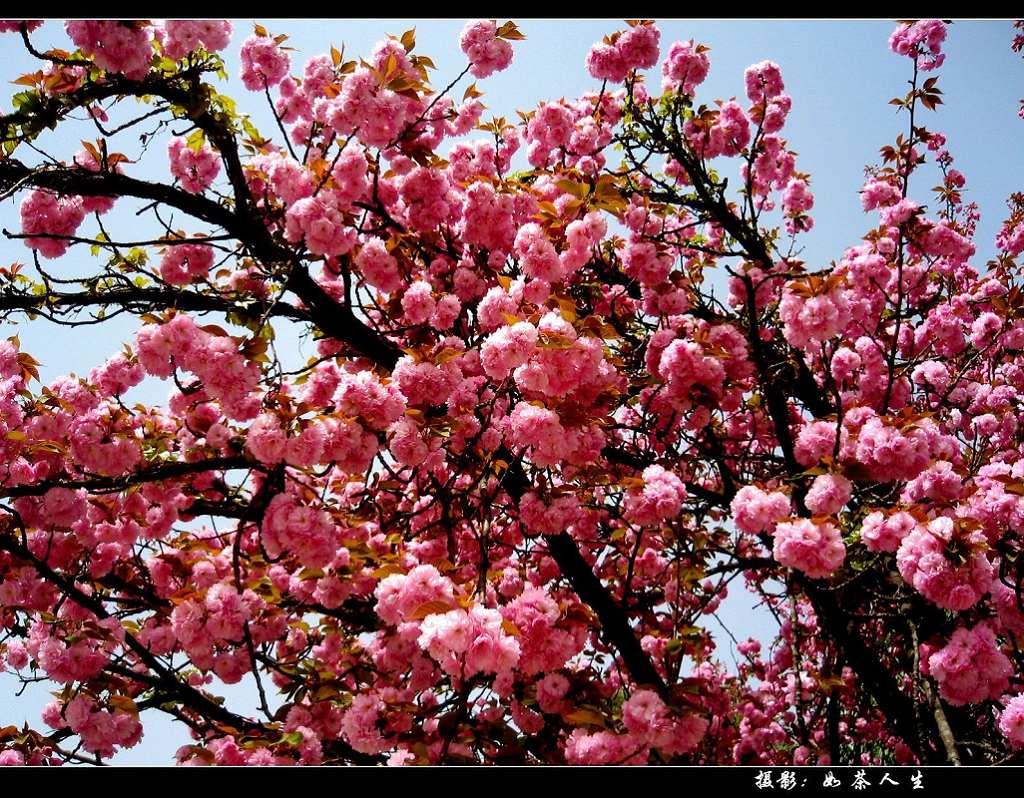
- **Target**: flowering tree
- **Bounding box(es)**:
[0,17,1022,766]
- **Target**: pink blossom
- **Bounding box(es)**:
[922,221,975,265]
[69,408,142,477]
[19,190,86,259]
[730,485,792,534]
[622,689,708,755]
[616,24,661,73]
[879,198,921,226]
[902,460,963,503]
[779,284,850,351]
[860,179,902,211]
[161,20,232,60]
[284,195,356,258]
[65,21,154,79]
[459,20,514,79]
[999,695,1024,748]
[804,474,853,515]
[0,21,42,34]
[158,243,215,285]
[320,417,379,474]
[997,219,1024,257]
[911,360,951,393]
[4,640,28,669]
[463,182,517,253]
[324,67,417,149]
[896,517,992,610]
[392,356,460,407]
[135,315,261,420]
[418,605,520,679]
[661,40,710,95]
[519,491,582,536]
[772,519,846,579]
[502,587,584,674]
[927,624,1011,706]
[167,137,221,194]
[330,146,369,208]
[970,311,1003,349]
[685,100,750,158]
[985,576,1024,643]
[585,42,628,83]
[624,465,688,527]
[262,492,340,568]
[400,167,453,232]
[334,369,406,431]
[397,282,434,328]
[388,416,430,468]
[860,510,916,553]
[515,223,563,283]
[354,238,403,294]
[57,695,143,758]
[744,60,784,104]
[89,353,144,397]
[340,693,392,755]
[586,23,660,83]
[240,34,290,90]
[564,729,642,765]
[536,672,571,714]
[889,20,947,71]
[782,179,814,214]
[480,322,538,381]
[374,564,456,626]
[249,152,314,204]
[505,401,603,468]
[830,347,862,384]
[852,415,933,482]
[658,337,727,406]
[622,241,672,287]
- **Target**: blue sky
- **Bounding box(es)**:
[0,18,1021,764]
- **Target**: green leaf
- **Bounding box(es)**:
[282,731,305,746]
[186,128,206,152]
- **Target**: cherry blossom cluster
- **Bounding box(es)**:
[2,16,1024,768]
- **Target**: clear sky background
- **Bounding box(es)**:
[0,18,1021,764]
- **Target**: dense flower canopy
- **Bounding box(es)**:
[0,17,1022,766]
